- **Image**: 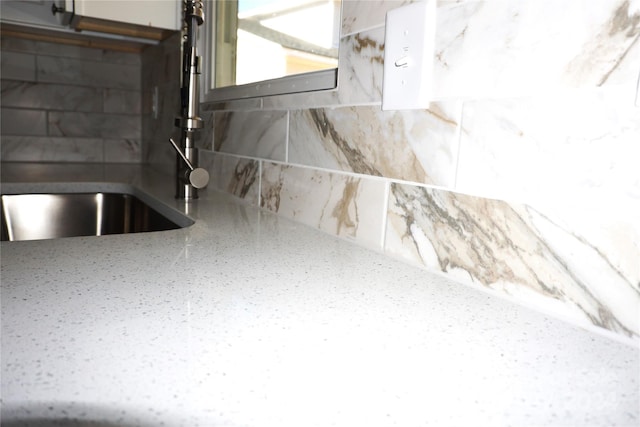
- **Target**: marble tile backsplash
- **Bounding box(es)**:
[385,183,639,338]
[213,111,288,161]
[0,0,633,343]
[288,104,461,185]
[432,0,640,99]
[261,162,387,249]
[1,37,143,163]
[141,32,181,169]
[196,0,640,342]
[199,151,261,205]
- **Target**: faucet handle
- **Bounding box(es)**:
[169,138,210,189]
[188,167,209,189]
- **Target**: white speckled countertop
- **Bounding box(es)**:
[1,163,638,427]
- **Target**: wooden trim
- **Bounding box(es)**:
[73,16,175,42]
[0,23,154,54]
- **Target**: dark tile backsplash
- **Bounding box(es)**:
[1,36,146,163]
[141,32,181,169]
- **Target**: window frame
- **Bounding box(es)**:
[199,0,339,103]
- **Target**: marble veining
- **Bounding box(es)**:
[200,151,260,204]
[214,111,287,161]
[563,0,640,86]
[104,139,142,163]
[195,111,214,150]
[261,27,386,109]
[1,81,102,112]
[197,0,639,343]
[0,136,103,162]
[455,88,640,294]
[261,163,386,248]
[289,104,460,186]
[385,183,639,339]
[341,0,412,36]
[48,112,140,139]
[37,55,141,90]
[336,28,385,104]
[432,0,640,99]
[1,35,144,165]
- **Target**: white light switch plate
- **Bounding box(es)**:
[382,0,436,111]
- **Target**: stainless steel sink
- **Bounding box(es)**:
[1,192,192,242]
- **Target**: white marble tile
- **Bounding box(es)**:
[0,136,103,162]
[456,87,640,297]
[34,40,104,61]
[104,139,142,163]
[142,112,177,166]
[1,81,102,112]
[261,163,387,249]
[596,12,640,88]
[341,0,413,36]
[456,87,640,210]
[336,27,385,105]
[144,140,174,169]
[262,26,385,109]
[288,103,461,186]
[433,0,640,99]
[195,111,214,151]
[0,51,36,82]
[3,37,105,61]
[103,89,142,114]
[384,183,640,339]
[141,39,181,88]
[140,34,181,169]
[49,112,141,139]
[636,64,640,106]
[213,111,287,161]
[37,56,140,90]
[199,151,260,205]
[0,108,47,136]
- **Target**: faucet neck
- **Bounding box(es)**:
[173,0,206,200]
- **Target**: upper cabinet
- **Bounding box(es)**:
[0,0,182,52]
[53,0,181,40]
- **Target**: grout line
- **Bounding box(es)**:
[380,179,390,252]
[340,23,385,39]
[635,67,640,107]
[211,151,464,194]
[452,101,465,190]
[284,110,290,163]
[155,148,488,203]
[257,159,263,208]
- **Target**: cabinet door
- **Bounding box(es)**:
[73,0,181,30]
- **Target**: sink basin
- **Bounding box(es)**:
[1,190,193,242]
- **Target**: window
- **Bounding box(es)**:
[201,0,340,101]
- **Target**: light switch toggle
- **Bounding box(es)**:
[395,56,410,67]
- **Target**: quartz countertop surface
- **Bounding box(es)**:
[1,163,638,427]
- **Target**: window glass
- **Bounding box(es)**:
[213,0,340,88]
